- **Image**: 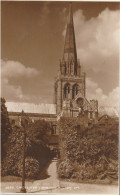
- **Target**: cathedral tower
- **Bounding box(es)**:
[54,3,98,119]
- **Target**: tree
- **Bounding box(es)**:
[28,120,51,147]
[2,119,51,178]
[1,98,11,160]
[27,120,51,165]
[57,117,118,181]
[58,117,80,162]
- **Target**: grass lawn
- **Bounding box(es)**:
[1,175,34,182]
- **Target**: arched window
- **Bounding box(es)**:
[72,84,78,99]
[64,64,66,75]
[64,83,70,99]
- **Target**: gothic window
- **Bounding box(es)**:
[60,63,62,74]
[64,83,70,99]
[64,64,66,75]
[72,84,78,99]
[70,63,71,74]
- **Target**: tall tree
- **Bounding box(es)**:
[2,119,51,177]
[1,98,11,160]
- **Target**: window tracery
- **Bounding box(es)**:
[64,83,70,99]
[72,84,78,99]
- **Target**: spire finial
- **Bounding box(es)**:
[62,2,78,75]
[68,2,73,25]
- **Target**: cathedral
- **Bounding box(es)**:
[7,4,98,140]
[54,3,98,120]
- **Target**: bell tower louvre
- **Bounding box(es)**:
[54,3,98,120]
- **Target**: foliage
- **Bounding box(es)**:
[18,157,40,179]
[28,120,51,147]
[57,159,73,179]
[26,120,51,166]
[2,119,51,178]
[1,125,31,176]
[58,117,80,163]
[1,98,11,160]
[57,117,118,182]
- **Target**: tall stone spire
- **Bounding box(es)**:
[63,3,77,62]
[60,3,78,76]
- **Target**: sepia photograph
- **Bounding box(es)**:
[1,0,119,194]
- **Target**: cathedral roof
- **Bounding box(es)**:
[6,102,56,115]
[63,3,77,64]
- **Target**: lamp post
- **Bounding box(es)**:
[20,110,28,193]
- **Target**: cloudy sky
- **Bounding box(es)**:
[1,1,120,107]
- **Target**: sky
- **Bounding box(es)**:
[1,1,120,107]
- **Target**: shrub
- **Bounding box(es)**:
[84,166,97,180]
[71,172,80,179]
[58,159,73,179]
[71,165,97,180]
[18,157,40,179]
